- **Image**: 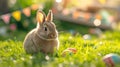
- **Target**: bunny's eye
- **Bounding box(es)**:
[44,27,47,31]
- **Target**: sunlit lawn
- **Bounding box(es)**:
[0,30,120,67]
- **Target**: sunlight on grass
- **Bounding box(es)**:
[0,31,120,67]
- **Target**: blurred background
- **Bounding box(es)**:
[0,0,120,41]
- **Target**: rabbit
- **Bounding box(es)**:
[23,10,59,54]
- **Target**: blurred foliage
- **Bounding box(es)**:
[43,0,54,14]
[0,19,90,41]
[9,0,54,11]
[0,0,56,40]
[7,0,54,31]
[9,0,37,10]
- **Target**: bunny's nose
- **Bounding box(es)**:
[48,33,57,38]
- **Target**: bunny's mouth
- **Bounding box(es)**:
[47,35,57,39]
[36,33,55,40]
[45,36,57,40]
[48,33,57,39]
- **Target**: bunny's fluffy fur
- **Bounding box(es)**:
[23,10,59,54]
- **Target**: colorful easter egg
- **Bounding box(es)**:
[103,53,120,67]
[62,48,77,57]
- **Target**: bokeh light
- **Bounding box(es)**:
[56,0,62,3]
[93,19,101,26]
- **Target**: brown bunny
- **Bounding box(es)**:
[23,10,59,54]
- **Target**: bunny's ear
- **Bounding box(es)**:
[46,10,53,22]
[36,10,46,24]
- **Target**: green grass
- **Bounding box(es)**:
[0,31,120,67]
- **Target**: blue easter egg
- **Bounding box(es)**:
[111,54,120,64]
[103,53,120,67]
